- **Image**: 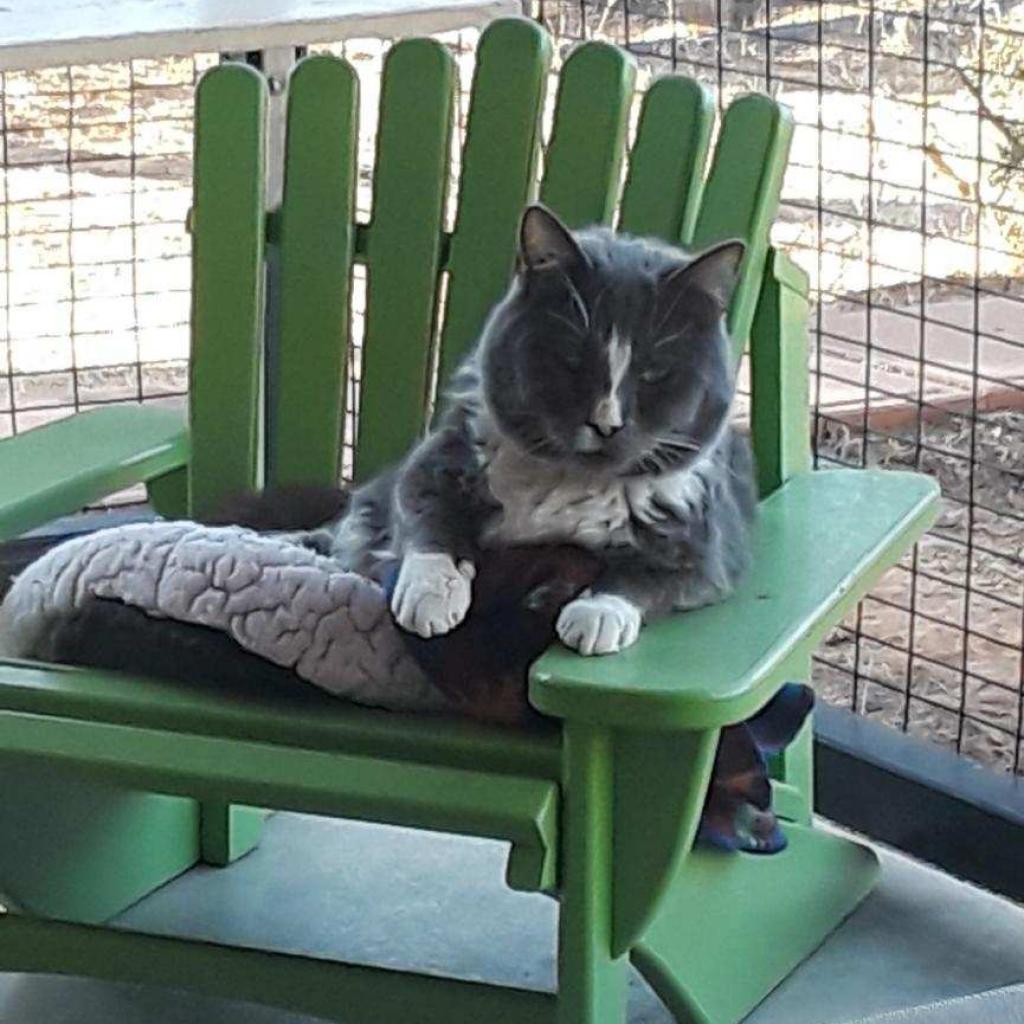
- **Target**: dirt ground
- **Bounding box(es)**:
[814,409,1023,773]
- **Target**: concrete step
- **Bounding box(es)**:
[845,984,1024,1024]
[0,814,1022,1023]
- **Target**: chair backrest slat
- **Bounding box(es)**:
[189,63,267,518]
[750,250,812,497]
[190,22,801,498]
[690,95,793,358]
[353,39,456,482]
[269,55,358,488]
[437,19,552,384]
[540,42,636,228]
[618,76,713,245]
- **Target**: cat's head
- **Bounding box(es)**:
[480,205,745,476]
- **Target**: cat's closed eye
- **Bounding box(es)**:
[639,366,672,385]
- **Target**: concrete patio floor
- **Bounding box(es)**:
[1,812,1023,1024]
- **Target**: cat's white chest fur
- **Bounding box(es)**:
[472,408,713,550]
[481,439,635,548]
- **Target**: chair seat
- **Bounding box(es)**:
[0,657,562,780]
[0,469,937,771]
[531,468,940,728]
[0,405,188,541]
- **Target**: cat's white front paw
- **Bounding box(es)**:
[556,593,642,656]
[391,552,475,638]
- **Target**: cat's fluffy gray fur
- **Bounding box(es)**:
[316,205,757,655]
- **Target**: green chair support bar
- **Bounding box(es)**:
[0,18,941,1024]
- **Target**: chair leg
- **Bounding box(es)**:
[776,715,814,823]
[557,723,627,1024]
[772,653,814,823]
[146,466,189,519]
[632,823,879,1024]
[146,469,269,869]
[0,758,200,923]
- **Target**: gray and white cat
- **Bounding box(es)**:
[310,205,757,656]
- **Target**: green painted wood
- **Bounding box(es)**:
[691,94,794,355]
[611,728,719,957]
[437,19,552,382]
[146,465,189,519]
[199,801,268,867]
[751,248,812,498]
[750,248,815,816]
[269,55,358,487]
[773,723,814,823]
[531,469,941,729]
[506,827,557,894]
[770,778,809,823]
[0,709,559,889]
[618,76,714,244]
[188,66,272,874]
[0,405,188,542]
[354,39,456,480]
[558,723,627,1024]
[0,407,200,924]
[0,758,199,923]
[632,824,879,1024]
[0,658,560,779]
[189,63,267,517]
[540,42,636,228]
[2,915,557,1024]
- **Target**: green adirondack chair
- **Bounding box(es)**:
[0,17,938,1024]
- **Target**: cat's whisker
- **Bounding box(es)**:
[663,430,702,447]
[523,435,559,458]
[657,435,701,452]
[591,285,610,319]
[652,331,688,350]
[650,293,688,338]
[546,311,585,336]
[565,280,591,330]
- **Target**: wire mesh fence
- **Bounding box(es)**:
[0,3,1021,773]
[0,55,221,440]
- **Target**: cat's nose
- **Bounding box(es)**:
[587,419,623,439]
[590,394,625,438]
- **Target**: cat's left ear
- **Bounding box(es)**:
[662,239,747,310]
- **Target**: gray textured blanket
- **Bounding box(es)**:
[0,521,445,712]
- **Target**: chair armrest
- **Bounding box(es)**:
[530,468,940,730]
[0,405,189,540]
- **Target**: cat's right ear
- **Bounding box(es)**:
[519,205,584,274]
